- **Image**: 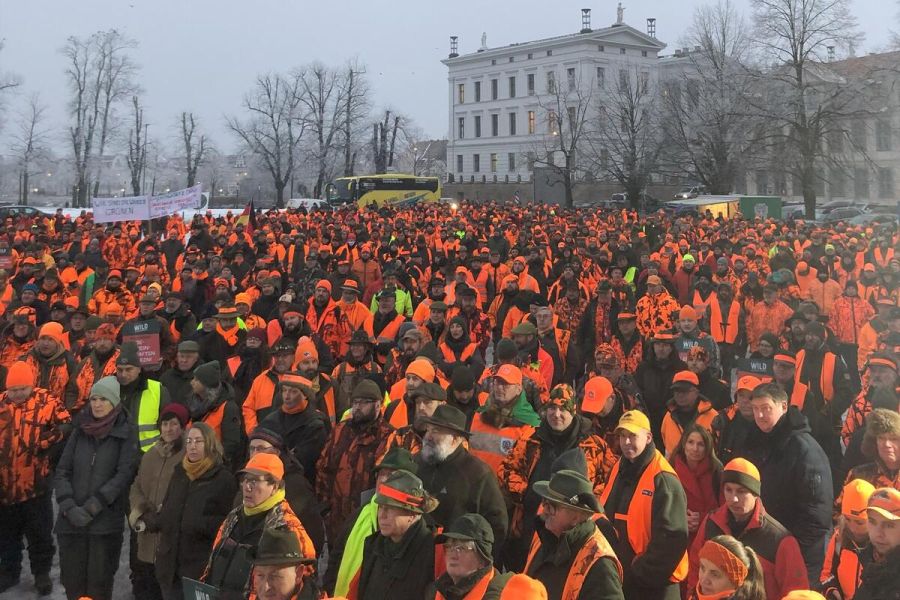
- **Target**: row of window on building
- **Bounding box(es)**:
[482,44,649,68]
[754,167,896,199]
[455,152,536,174]
[456,66,644,104]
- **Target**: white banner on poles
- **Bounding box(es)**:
[90,185,202,223]
[149,184,203,218]
[91,195,150,223]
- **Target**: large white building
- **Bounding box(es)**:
[442,7,689,184]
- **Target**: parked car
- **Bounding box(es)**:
[823,207,866,223]
[673,185,707,200]
[0,205,51,219]
[820,199,865,214]
[849,213,898,226]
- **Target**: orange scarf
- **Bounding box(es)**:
[217,323,240,347]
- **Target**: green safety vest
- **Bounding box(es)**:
[137,379,162,453]
[334,496,378,597]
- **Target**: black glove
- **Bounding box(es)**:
[142,511,162,533]
[83,496,105,517]
[67,506,93,528]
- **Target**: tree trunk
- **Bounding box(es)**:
[275,182,285,209]
[22,171,29,206]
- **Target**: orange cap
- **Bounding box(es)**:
[406,358,436,383]
[5,361,35,389]
[499,574,548,600]
[679,305,699,321]
[582,376,613,414]
[501,274,519,287]
[493,364,523,386]
[736,375,762,393]
[867,487,900,521]
[842,479,875,518]
[235,293,252,306]
[239,452,284,481]
[671,370,700,387]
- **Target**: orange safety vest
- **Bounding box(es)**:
[388,399,410,429]
[795,350,836,403]
[467,415,533,473]
[204,403,227,441]
[439,342,477,364]
[788,381,810,410]
[435,569,494,600]
[374,314,405,343]
[525,527,623,600]
[472,269,490,307]
[709,299,740,344]
[599,450,689,583]
[692,289,716,319]
[226,356,241,377]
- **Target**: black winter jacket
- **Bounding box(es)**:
[260,405,329,486]
[416,445,509,558]
[54,409,140,535]
[737,406,834,579]
[155,462,237,594]
[854,545,900,600]
[358,518,435,600]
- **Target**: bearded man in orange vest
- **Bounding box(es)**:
[599,410,689,600]
[525,468,624,600]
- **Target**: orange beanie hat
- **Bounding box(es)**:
[406,358,436,383]
[6,361,35,388]
[38,322,65,345]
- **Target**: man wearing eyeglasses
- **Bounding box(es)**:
[316,379,394,543]
[427,513,512,600]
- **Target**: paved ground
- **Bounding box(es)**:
[1,536,133,599]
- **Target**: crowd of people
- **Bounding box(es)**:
[0,199,898,600]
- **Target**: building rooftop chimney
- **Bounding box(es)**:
[449,36,458,58]
[647,18,656,38]
[581,8,592,33]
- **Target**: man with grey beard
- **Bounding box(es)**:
[415,404,508,560]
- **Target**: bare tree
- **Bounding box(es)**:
[62,30,138,207]
[227,73,307,208]
[372,110,402,174]
[659,1,760,194]
[340,60,371,176]
[748,0,863,217]
[530,69,594,208]
[10,93,50,205]
[0,41,22,131]
[297,63,344,198]
[180,111,207,188]
[588,65,662,209]
[125,96,146,196]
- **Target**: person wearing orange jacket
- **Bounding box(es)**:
[688,458,808,600]
[0,361,71,595]
[659,370,719,457]
[468,365,539,474]
[0,308,37,368]
[499,382,616,571]
[747,284,794,352]
[72,323,120,416]
[334,280,375,358]
[635,275,681,340]
[820,479,875,600]
[315,379,394,543]
[599,410,689,600]
[242,338,299,435]
[21,322,79,410]
[830,280,876,391]
[88,270,136,319]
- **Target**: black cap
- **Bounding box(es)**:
[434,513,494,562]
[116,342,141,368]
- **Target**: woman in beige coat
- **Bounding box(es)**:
[128,404,188,600]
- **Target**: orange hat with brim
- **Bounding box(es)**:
[867,487,900,521]
[493,364,522,386]
[239,453,285,481]
[582,376,613,414]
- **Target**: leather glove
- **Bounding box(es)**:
[83,496,105,517]
[67,506,93,528]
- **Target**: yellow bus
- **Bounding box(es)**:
[325,174,441,208]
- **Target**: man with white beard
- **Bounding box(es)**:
[415,404,509,560]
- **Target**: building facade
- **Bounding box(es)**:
[443,9,677,184]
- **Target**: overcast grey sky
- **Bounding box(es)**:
[0,0,893,154]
